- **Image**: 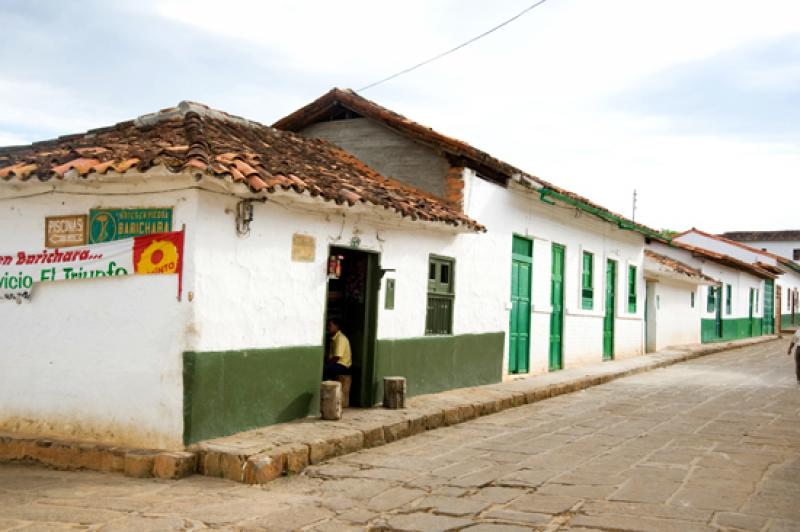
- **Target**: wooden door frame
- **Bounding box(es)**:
[325,245,381,407]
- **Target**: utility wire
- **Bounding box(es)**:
[358,0,550,92]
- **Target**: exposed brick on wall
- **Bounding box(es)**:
[445,166,465,208]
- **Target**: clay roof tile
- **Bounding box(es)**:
[0,101,483,231]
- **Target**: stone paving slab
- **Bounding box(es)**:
[0,335,777,486]
[191,335,776,484]
[1,337,799,530]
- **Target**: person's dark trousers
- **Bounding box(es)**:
[795,347,800,382]
[323,362,349,381]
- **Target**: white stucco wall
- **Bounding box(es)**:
[648,280,702,350]
[188,188,506,353]
[778,269,800,318]
[653,241,766,323]
[739,240,800,261]
[0,176,195,449]
[463,172,646,376]
[673,232,799,325]
[675,231,778,267]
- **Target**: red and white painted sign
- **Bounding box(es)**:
[1,231,184,301]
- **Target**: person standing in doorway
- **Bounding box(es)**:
[324,319,352,380]
[788,328,800,384]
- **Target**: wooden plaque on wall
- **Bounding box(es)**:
[291,233,316,262]
[45,215,88,248]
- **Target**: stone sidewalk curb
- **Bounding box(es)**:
[0,436,197,480]
[0,336,778,483]
[190,335,778,484]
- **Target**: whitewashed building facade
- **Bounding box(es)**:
[674,229,800,335]
[275,89,668,378]
[0,102,500,449]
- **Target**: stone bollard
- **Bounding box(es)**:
[383,376,406,409]
[320,381,343,420]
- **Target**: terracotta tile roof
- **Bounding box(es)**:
[274,88,524,186]
[644,249,719,285]
[675,228,785,262]
[676,228,800,274]
[721,230,800,242]
[0,101,483,231]
[274,88,668,242]
[670,241,777,280]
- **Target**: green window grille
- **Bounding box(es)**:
[707,286,716,312]
[425,255,455,335]
[627,265,637,313]
[581,251,594,310]
[725,284,732,315]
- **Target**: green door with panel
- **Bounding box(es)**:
[603,260,616,360]
[749,288,755,336]
[509,236,533,374]
[715,286,723,338]
[549,244,565,371]
[763,279,774,334]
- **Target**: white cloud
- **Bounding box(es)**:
[0,79,118,136]
[1,0,798,231]
[0,130,30,147]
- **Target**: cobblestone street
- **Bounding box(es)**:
[1,339,799,531]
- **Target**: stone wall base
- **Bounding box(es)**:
[0,433,196,480]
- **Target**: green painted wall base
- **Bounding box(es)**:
[183,346,323,445]
[701,318,767,343]
[781,313,800,329]
[374,332,504,403]
[183,333,504,444]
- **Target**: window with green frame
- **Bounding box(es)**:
[425,255,455,335]
[725,284,732,315]
[707,286,716,312]
[627,265,637,313]
[691,290,695,308]
[581,251,594,310]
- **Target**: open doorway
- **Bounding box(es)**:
[324,246,380,407]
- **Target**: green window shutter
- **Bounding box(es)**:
[691,291,695,308]
[627,265,637,313]
[581,251,593,310]
[425,255,455,335]
[725,284,732,315]
[707,287,716,312]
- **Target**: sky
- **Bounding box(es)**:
[1,0,798,233]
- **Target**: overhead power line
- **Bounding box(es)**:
[358,0,551,92]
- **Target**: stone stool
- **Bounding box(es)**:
[336,374,352,408]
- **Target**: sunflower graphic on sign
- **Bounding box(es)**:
[133,232,184,275]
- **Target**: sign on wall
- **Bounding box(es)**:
[291,233,316,262]
[1,230,184,302]
[45,215,87,248]
[89,208,173,243]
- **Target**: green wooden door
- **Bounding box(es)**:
[603,260,616,360]
[763,279,774,334]
[509,236,533,374]
[748,288,755,337]
[715,287,723,338]
[549,244,565,371]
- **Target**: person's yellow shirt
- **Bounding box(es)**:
[331,330,352,368]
